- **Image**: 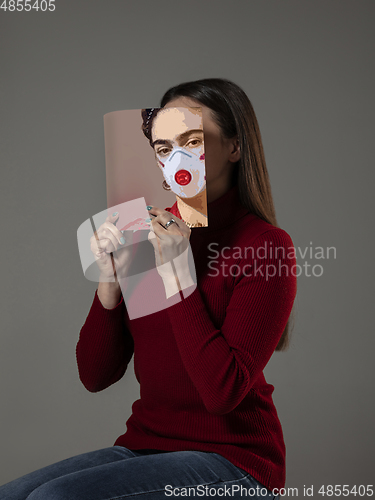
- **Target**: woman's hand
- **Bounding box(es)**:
[90,212,134,282]
[147,207,195,297]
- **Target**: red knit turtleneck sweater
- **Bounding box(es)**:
[76,185,297,491]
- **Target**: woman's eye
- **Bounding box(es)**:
[187,139,201,147]
[157,148,170,156]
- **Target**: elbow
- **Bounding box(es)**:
[77,362,128,393]
[75,351,112,393]
[204,404,232,416]
[203,392,249,416]
[78,373,106,393]
[203,370,253,415]
[83,384,101,393]
[76,360,113,393]
[83,383,102,393]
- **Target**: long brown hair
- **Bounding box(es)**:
[148,78,296,351]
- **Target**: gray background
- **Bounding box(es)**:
[1,0,374,497]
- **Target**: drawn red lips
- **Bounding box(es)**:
[121,217,149,231]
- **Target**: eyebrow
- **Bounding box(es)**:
[151,129,203,149]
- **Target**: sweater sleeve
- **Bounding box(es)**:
[166,228,297,415]
[76,289,134,393]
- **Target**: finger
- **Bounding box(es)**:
[150,217,173,239]
[91,231,118,253]
[147,207,181,224]
[147,207,190,238]
[152,217,187,240]
[156,211,190,233]
[90,236,116,256]
[91,223,125,253]
[103,214,127,245]
[92,226,124,254]
[102,222,127,246]
[146,206,164,217]
[106,211,119,222]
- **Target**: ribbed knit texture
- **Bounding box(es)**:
[76,185,297,491]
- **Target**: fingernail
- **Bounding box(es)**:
[120,237,125,244]
[145,218,152,222]
[146,206,152,210]
[112,211,119,216]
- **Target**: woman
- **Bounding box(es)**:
[0,78,297,499]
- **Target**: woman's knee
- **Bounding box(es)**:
[27,478,79,500]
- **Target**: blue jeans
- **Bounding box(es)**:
[0,446,280,499]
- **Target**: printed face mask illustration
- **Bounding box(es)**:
[151,106,207,200]
[158,147,206,198]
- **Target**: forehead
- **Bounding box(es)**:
[151,107,203,142]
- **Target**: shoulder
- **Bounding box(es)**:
[237,213,295,249]
[254,226,296,253]
[231,217,297,292]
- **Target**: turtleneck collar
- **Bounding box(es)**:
[168,184,252,233]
